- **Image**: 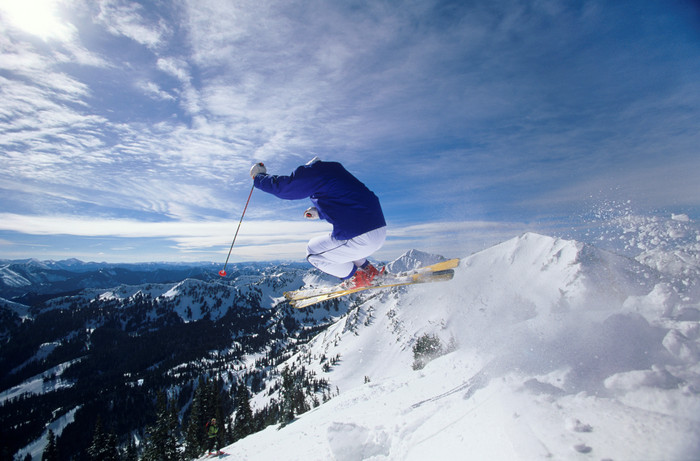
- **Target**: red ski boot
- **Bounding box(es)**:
[342,262,383,289]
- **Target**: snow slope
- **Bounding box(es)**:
[210,232,700,460]
[0,359,79,404]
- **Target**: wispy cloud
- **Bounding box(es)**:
[0,211,532,261]
[0,0,698,262]
[0,212,323,241]
[95,0,169,49]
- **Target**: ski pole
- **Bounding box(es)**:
[219,181,256,277]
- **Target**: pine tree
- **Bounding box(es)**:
[87,417,118,461]
[168,396,181,459]
[208,377,227,450]
[184,379,206,459]
[142,391,180,461]
[280,367,295,424]
[232,383,254,441]
[87,418,104,460]
[280,367,308,425]
[106,433,119,461]
[412,333,444,370]
[200,378,213,424]
[123,436,138,461]
[42,430,59,461]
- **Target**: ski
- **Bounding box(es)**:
[285,258,459,302]
[288,270,455,308]
[286,263,458,309]
[284,258,460,303]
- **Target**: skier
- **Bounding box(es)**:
[205,418,219,455]
[250,157,386,288]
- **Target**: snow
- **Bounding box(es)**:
[1,359,79,403]
[162,282,183,298]
[0,296,30,318]
[16,406,80,461]
[384,249,446,273]
[206,227,700,461]
[226,351,700,460]
[0,265,32,287]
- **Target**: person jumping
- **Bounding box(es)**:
[250,157,386,288]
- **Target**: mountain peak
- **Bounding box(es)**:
[385,249,448,273]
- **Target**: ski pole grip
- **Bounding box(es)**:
[250,162,266,179]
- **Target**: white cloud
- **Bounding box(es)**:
[96,0,168,49]
[156,57,190,82]
[138,80,175,101]
[56,40,109,67]
[0,212,326,241]
[0,212,530,261]
[0,52,90,102]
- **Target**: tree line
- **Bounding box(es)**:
[31,365,331,461]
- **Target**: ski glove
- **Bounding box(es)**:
[304,207,319,219]
[249,162,266,179]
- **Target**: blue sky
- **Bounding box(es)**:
[0,0,699,264]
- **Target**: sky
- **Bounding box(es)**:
[0,0,699,264]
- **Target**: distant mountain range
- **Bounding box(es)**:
[0,259,308,307]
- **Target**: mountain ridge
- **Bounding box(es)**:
[223,231,700,460]
[3,230,699,460]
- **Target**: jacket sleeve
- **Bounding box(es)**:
[254,164,324,200]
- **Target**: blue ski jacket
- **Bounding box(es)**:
[254,161,386,241]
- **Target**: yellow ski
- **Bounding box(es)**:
[284,258,460,308]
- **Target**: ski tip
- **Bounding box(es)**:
[412,268,455,282]
[286,297,303,308]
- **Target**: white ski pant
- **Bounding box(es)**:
[306,226,387,279]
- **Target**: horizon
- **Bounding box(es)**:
[0,244,467,266]
[1,0,699,264]
[2,219,696,268]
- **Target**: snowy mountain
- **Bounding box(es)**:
[4,219,700,460]
[213,232,700,460]
[0,259,280,306]
[2,259,349,460]
[384,248,447,273]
